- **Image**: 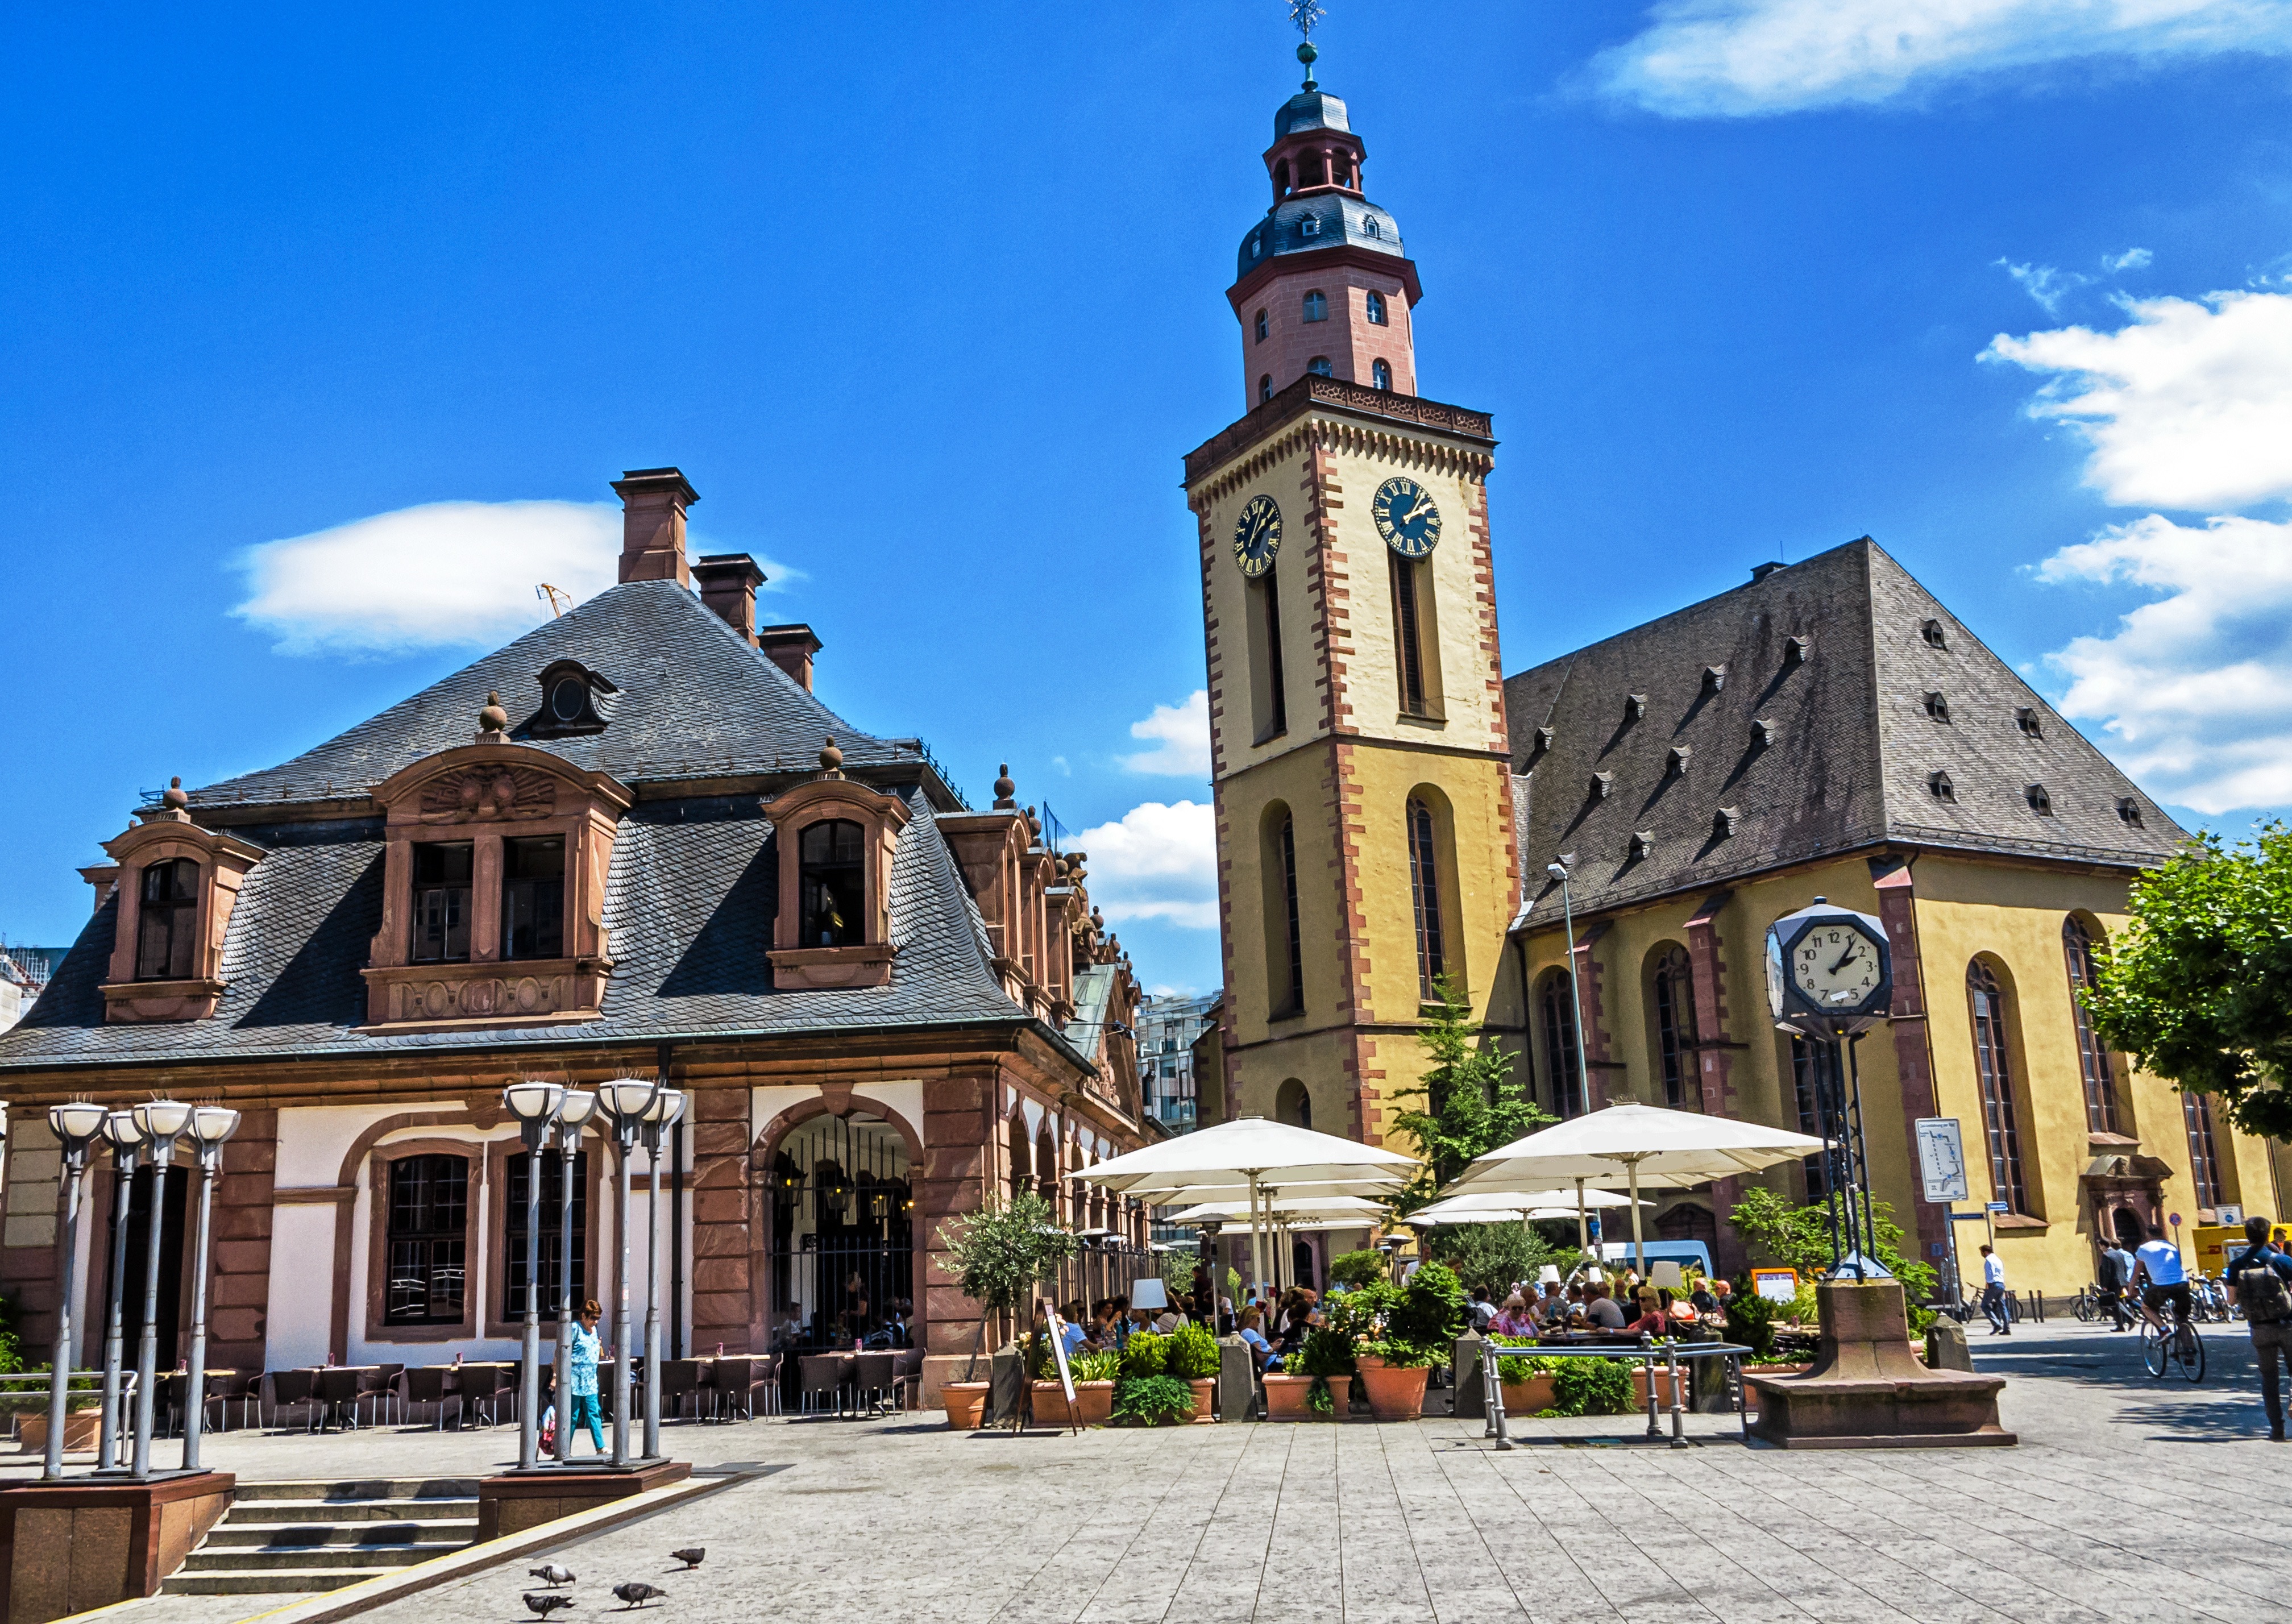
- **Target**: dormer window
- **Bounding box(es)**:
[532,660,617,737]
[1702,664,1726,694]
[1301,214,1322,238]
[2015,707,2043,739]
[2118,797,2144,827]
[1363,217,1382,239]
[1251,234,1263,259]
[1713,807,1738,839]
[1367,290,1388,323]
[2026,783,2053,816]
[135,858,200,981]
[799,820,866,947]
[1784,636,1811,667]
[761,743,912,990]
[1625,694,1647,722]
[501,836,565,960]
[1929,771,1955,801]
[1589,771,1613,800]
[410,842,474,963]
[1924,692,1950,722]
[1922,620,1948,649]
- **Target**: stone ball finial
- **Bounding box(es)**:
[993,763,1016,808]
[162,775,188,811]
[479,691,509,734]
[819,734,844,774]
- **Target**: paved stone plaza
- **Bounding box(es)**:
[57,1319,2292,1624]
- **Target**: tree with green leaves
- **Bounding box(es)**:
[2083,821,2292,1138]
[933,1190,1078,1381]
[1387,973,1552,1212]
[1429,1218,1568,1299]
[1727,1186,1936,1310]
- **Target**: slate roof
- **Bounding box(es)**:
[189,580,924,808]
[0,583,1053,1072]
[1502,538,2186,923]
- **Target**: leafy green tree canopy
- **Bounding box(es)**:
[933,1189,1078,1378]
[1388,973,1552,1211]
[2083,821,2292,1138]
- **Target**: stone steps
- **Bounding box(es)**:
[160,1478,481,1596]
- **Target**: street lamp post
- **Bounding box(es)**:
[503,1081,568,1472]
[127,1099,193,1482]
[637,1088,687,1463]
[553,1090,596,1468]
[96,1111,147,1473]
[41,1103,101,1482]
[595,1078,662,1467]
[179,1106,240,1473]
[1546,861,1593,1119]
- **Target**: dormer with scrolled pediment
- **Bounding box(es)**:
[97,778,267,1023]
[360,718,633,1031]
[758,737,912,990]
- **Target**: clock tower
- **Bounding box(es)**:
[1186,42,1521,1147]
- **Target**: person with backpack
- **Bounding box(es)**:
[2096,1239,2136,1332]
[2227,1214,2292,1441]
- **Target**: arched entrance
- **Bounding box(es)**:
[767,1111,913,1349]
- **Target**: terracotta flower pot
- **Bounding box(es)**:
[941,1382,991,1430]
[1031,1380,1075,1427]
[1187,1377,1218,1423]
[1499,1374,1557,1416]
[1633,1366,1687,1409]
[1321,1374,1351,1419]
[1073,1381,1116,1427]
[1262,1373,1315,1420]
[1354,1358,1430,1421]
[18,1409,100,1455]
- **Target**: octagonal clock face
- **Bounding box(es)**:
[1789,921,1884,1011]
[1234,495,1281,578]
[1374,476,1441,557]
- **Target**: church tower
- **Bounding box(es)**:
[1185,38,1519,1147]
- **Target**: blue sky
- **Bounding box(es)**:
[5,2,2290,994]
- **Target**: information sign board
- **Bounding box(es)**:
[1913,1117,1969,1204]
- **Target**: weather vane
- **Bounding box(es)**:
[1290,0,1326,88]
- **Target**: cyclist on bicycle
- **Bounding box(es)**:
[2135,1224,2192,1332]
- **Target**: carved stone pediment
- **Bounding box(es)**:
[418,765,558,824]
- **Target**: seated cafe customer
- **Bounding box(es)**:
[1624,1289,1668,1336]
[1238,1307,1280,1371]
[1490,1293,1537,1337]
[1585,1285,1627,1330]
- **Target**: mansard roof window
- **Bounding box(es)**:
[135,857,200,982]
[1923,691,1950,722]
[532,659,617,737]
[2015,707,2043,739]
[2025,783,2053,816]
[1301,214,1322,238]
[1302,289,1328,322]
[501,836,565,961]
[411,841,474,965]
[1929,771,1955,801]
[2117,796,2144,827]
[1307,356,1333,376]
[799,819,867,948]
[1922,619,1949,649]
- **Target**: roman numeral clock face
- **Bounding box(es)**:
[1374,477,1441,557]
[1233,495,1281,578]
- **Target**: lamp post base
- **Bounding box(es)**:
[476,1459,691,1541]
[1744,1280,2015,1449]
[0,1470,236,1624]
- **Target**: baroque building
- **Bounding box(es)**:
[0,469,1147,1400]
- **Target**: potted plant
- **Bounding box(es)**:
[933,1191,1078,1429]
[1297,1326,1356,1420]
[1165,1323,1222,1422]
[1490,1340,1559,1415]
[1350,1261,1465,1421]
[1110,1374,1196,1426]
[1035,1346,1120,1427]
[1261,1367,1317,1419]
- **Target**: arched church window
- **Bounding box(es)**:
[1302,290,1327,323]
[1406,796,1446,1002]
[1652,946,1697,1109]
[1372,359,1392,391]
[1366,290,1387,323]
[1259,374,1273,404]
[799,819,866,947]
[1307,356,1333,376]
[1255,308,1268,343]
[1264,807,1303,1017]
[2186,1091,2224,1207]
[2062,916,2118,1135]
[1541,970,1584,1118]
[1968,960,2029,1215]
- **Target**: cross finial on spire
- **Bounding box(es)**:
[1289,0,1325,88]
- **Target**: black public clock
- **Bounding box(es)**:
[1234,495,1281,578]
[1374,477,1441,557]
[1763,898,1893,1035]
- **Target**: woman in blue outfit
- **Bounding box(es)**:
[567,1300,605,1454]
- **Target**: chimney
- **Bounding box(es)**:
[694,553,766,644]
[759,624,823,692]
[611,467,699,586]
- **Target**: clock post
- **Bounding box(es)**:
[1746,898,2016,1448]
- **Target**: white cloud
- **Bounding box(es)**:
[2105,247,2155,272]
[1983,289,2292,510]
[1120,690,1212,778]
[232,499,795,656]
[1998,259,2092,315]
[2037,513,2292,813]
[1594,0,2292,116]
[1074,800,1218,931]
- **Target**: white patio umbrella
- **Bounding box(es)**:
[1451,1102,1829,1276]
[1406,1183,1647,1253]
[1074,1117,1416,1300]
[1166,1195,1390,1226]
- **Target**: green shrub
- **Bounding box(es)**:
[1165,1323,1221,1380]
[1542,1359,1635,1418]
[1121,1331,1168,1378]
[1297,1326,1355,1379]
[1724,1290,1776,1359]
[1328,1249,1387,1291]
[1071,1349,1122,1383]
[1109,1374,1195,1426]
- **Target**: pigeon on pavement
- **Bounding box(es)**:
[670,1548,705,1569]
[523,1594,576,1618]
[613,1583,666,1609]
[529,1565,576,1586]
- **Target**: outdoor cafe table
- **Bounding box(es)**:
[1476,1338,1758,1451]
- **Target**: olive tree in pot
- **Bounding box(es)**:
[1344,1261,1466,1421]
[932,1190,1077,1430]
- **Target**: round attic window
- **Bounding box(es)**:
[548,676,588,723]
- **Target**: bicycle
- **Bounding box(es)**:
[2071,1285,2101,1322]
[2140,1305,2206,1382]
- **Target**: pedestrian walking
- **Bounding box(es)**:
[2227,1214,2292,1441]
[2098,1239,2136,1331]
[1979,1245,2011,1335]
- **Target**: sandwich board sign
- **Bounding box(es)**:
[1914,1118,1969,1204]
[1037,1298,1078,1435]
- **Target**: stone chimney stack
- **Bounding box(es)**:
[759,624,823,692]
[694,554,766,644]
[612,467,698,586]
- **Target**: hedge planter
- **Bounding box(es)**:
[1187,1377,1218,1423]
[1499,1374,1558,1416]
[1354,1356,1430,1422]
[1032,1380,1116,1428]
[941,1382,991,1431]
[18,1409,101,1455]
[1318,1375,1352,1419]
[1262,1374,1315,1420]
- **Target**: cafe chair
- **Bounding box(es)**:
[158,1372,189,1438]
[796,1355,849,1418]
[710,1356,755,1422]
[890,1347,925,1412]
[405,1365,456,1430]
[458,1364,509,1428]
[853,1351,896,1418]
[358,1363,405,1427]
[315,1367,364,1432]
[658,1359,706,1423]
[209,1370,259,1433]
[265,1368,320,1431]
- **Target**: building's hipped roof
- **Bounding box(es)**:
[192,580,926,808]
[1502,538,2185,921]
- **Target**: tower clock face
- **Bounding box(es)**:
[1234,495,1281,578]
[1374,477,1441,557]
[1790,922,1883,1010]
